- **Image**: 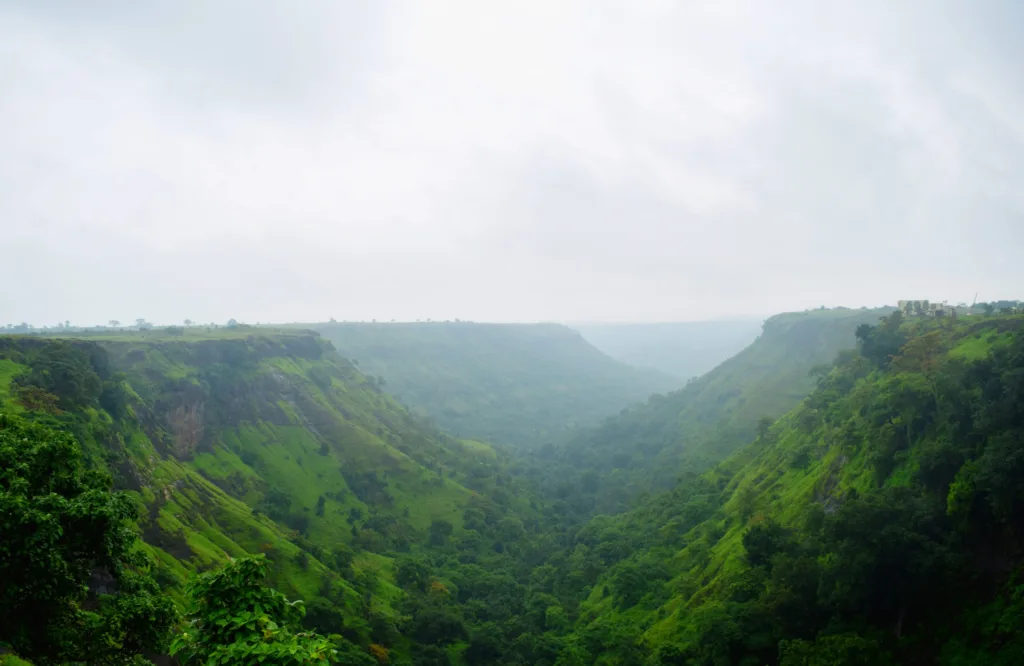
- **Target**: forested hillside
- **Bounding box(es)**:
[570,320,762,380]
[4,311,1024,666]
[308,322,678,448]
[0,329,546,663]
[531,308,888,513]
[556,313,1024,665]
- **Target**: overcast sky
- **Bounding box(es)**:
[2,1,1022,326]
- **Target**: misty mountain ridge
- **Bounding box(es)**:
[306,321,680,449]
[568,319,764,380]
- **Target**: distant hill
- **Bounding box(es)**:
[307,322,680,448]
[570,319,763,380]
[539,308,890,512]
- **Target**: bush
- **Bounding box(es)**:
[171,555,338,665]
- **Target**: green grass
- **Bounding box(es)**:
[0,358,24,392]
[98,332,497,600]
[0,358,26,411]
[949,327,1013,361]
[0,654,35,666]
[459,439,498,461]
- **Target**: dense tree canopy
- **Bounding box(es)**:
[0,413,175,664]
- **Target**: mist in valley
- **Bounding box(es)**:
[2,2,1023,665]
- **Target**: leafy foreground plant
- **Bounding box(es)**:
[171,555,370,666]
[0,412,176,665]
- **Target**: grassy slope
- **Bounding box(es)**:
[305,322,680,449]
[552,308,890,509]
[571,314,1024,661]
[0,330,523,642]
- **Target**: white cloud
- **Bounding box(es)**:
[1,0,1021,326]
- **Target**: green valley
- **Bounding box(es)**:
[6,3,1020,664]
[3,308,1024,666]
[532,308,889,514]
[0,329,542,663]
[307,322,679,449]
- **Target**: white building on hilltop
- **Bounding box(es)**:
[898,300,957,318]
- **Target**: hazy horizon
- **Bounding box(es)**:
[5,308,879,330]
[3,1,1022,326]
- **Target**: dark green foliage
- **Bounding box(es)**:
[331,544,356,574]
[402,597,467,646]
[652,644,688,665]
[664,600,778,666]
[396,558,431,592]
[368,612,400,646]
[743,518,792,568]
[341,469,393,506]
[333,642,376,666]
[429,518,454,546]
[412,645,452,666]
[98,377,130,420]
[0,413,175,664]
[170,555,338,665]
[764,554,822,639]
[779,633,893,666]
[915,438,963,493]
[609,559,669,609]
[464,621,505,664]
[301,597,346,635]
[12,341,104,410]
[855,311,907,368]
[819,488,958,638]
[939,575,1024,666]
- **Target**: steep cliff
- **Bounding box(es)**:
[0,329,528,650]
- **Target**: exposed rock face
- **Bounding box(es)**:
[167,401,205,459]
